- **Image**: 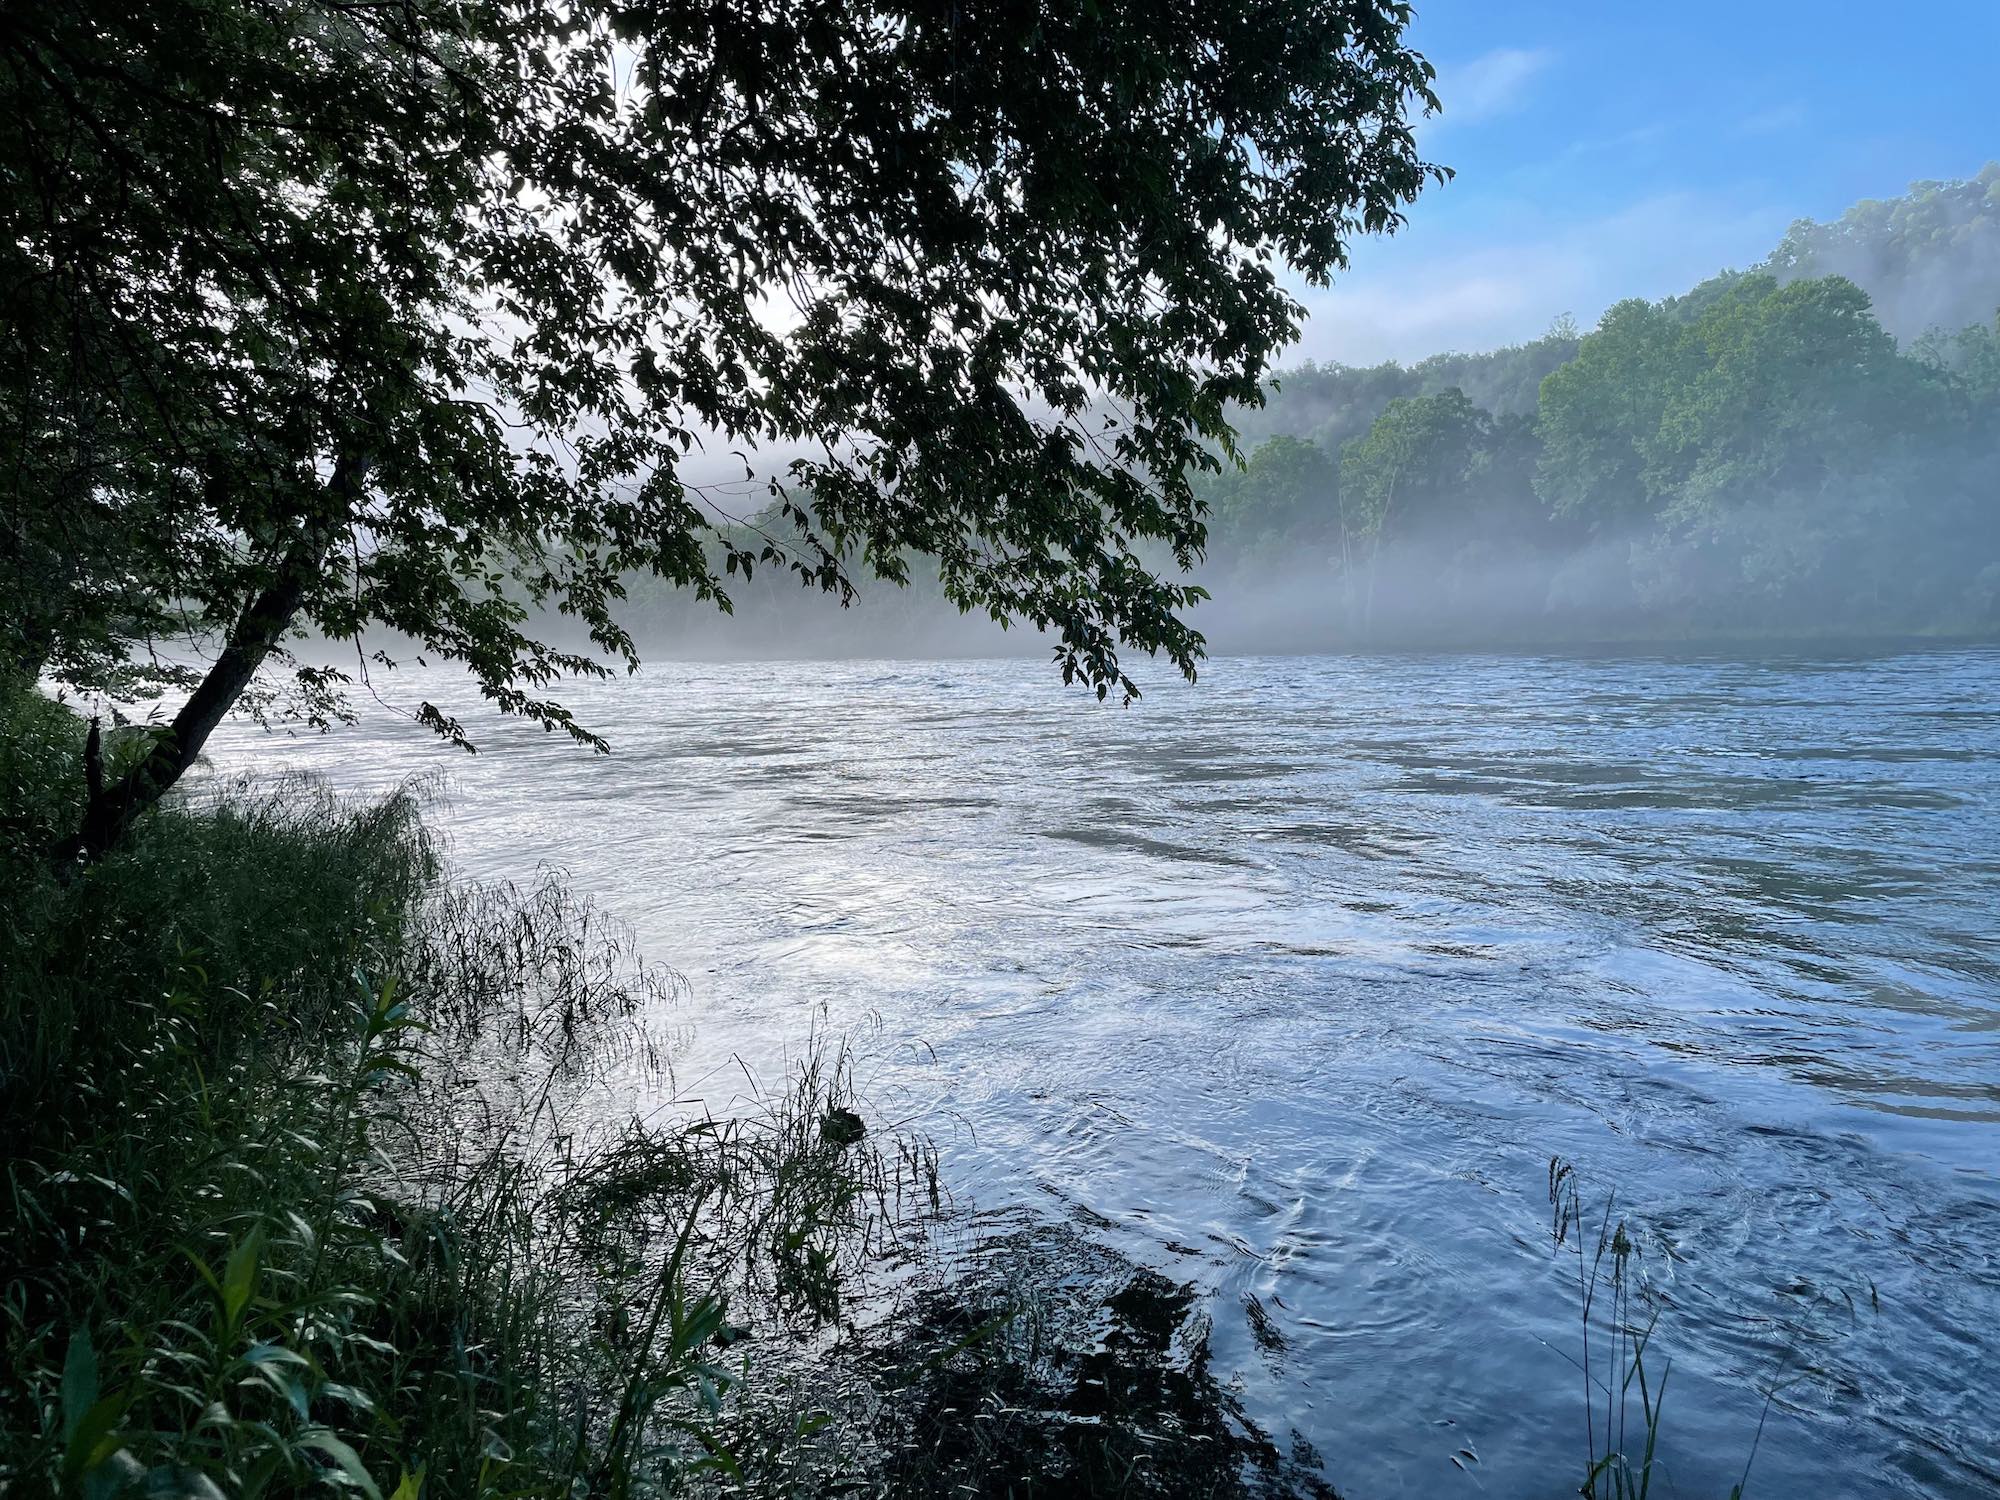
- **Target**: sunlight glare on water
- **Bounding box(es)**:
[203,647,2000,1499]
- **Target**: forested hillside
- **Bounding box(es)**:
[1226,327,1583,453]
[1763,163,2000,339]
[1195,167,2000,645]
[1202,274,1998,644]
[1238,166,2000,462]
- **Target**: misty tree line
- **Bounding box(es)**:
[1198,168,2000,641]
[1203,276,2000,637]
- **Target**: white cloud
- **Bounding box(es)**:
[1286,190,1789,366]
[1437,47,1555,126]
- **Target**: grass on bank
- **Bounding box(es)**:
[0,687,937,1497]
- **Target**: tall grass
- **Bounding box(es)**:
[0,689,937,1497]
[1549,1157,1672,1500]
[1548,1157,1868,1500]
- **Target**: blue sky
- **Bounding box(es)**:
[1287,0,2000,366]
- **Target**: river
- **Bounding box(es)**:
[203,647,2000,1498]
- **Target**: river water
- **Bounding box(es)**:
[204,647,2000,1498]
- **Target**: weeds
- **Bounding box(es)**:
[1550,1157,1669,1500]
[1549,1156,1870,1500]
[0,687,939,1497]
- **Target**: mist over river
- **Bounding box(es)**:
[203,647,2000,1498]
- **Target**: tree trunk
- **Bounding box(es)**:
[1364,468,1399,644]
[55,456,366,867]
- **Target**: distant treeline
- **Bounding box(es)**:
[1233,165,2000,453]
[622,167,2000,654]
[1199,166,2000,645]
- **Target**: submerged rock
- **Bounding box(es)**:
[861,1216,1341,1498]
[821,1107,867,1147]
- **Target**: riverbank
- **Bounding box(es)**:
[0,689,1355,1498]
[0,687,926,1492]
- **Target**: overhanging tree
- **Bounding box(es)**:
[1,0,1442,860]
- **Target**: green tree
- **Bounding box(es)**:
[1339,388,1485,544]
[1463,410,1547,539]
[1202,434,1341,567]
[1337,387,1485,631]
[1763,163,2000,339]
[1230,325,1579,456]
[1652,274,1924,526]
[1606,274,1974,620]
[1533,297,1692,525]
[1915,312,2000,409]
[2,0,1443,860]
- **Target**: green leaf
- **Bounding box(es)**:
[236,1341,309,1369]
[62,1395,127,1482]
[296,1430,383,1500]
[61,1329,99,1445]
[221,1225,264,1331]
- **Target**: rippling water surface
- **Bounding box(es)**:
[206,648,2000,1498]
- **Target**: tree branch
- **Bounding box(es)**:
[56,453,369,865]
